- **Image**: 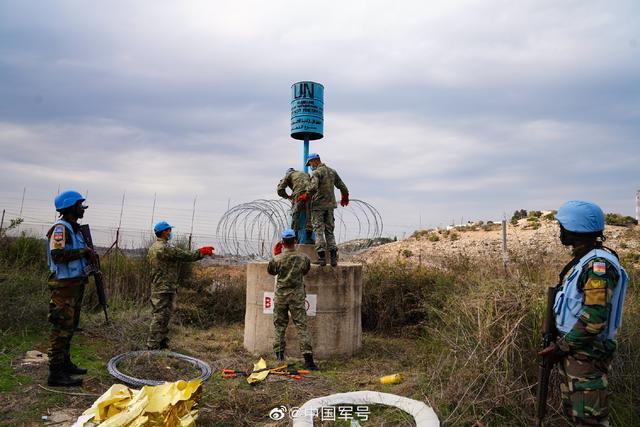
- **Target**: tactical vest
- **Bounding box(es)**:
[553,248,628,340]
[47,219,88,280]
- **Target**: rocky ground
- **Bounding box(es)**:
[360,217,639,268]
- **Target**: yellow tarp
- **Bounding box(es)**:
[246,358,270,384]
[76,380,202,427]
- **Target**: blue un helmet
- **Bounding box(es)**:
[281,228,296,239]
[555,200,605,233]
[54,190,87,212]
[153,221,173,234]
[305,153,320,166]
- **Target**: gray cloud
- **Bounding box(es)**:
[1,0,639,239]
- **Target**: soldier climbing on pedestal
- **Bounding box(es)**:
[305,153,349,267]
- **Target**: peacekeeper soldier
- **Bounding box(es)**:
[46,190,94,387]
[539,200,628,426]
[305,153,349,266]
[147,221,214,350]
[268,229,318,370]
[276,167,313,241]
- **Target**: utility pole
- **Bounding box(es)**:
[188,196,197,249]
[19,187,26,216]
[150,192,157,230]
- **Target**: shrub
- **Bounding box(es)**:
[361,260,456,332]
[401,249,413,258]
[511,209,528,224]
[605,213,638,227]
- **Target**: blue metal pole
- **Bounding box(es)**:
[303,135,309,173]
[299,134,310,243]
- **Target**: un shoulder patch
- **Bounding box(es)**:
[593,261,607,275]
[53,225,64,241]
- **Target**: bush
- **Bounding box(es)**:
[175,267,246,326]
[605,213,638,227]
[0,234,48,272]
[362,260,456,332]
[400,249,413,258]
[511,209,528,224]
[0,235,49,333]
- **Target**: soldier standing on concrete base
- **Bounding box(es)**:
[539,200,628,426]
[46,190,94,387]
[305,153,349,267]
[268,229,318,370]
[146,221,214,350]
[276,168,313,241]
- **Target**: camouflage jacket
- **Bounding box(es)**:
[308,163,348,210]
[148,238,203,293]
[277,170,310,200]
[267,248,311,294]
[557,256,620,359]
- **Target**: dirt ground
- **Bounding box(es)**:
[0,318,428,426]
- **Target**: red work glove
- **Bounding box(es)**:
[273,241,284,255]
[198,246,214,257]
[340,193,349,207]
[297,192,309,202]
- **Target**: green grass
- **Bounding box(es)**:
[0,333,43,392]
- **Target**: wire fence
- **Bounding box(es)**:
[0,189,384,259]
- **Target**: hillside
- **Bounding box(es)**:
[361,218,640,268]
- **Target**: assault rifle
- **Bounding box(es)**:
[80,224,109,323]
[536,286,558,426]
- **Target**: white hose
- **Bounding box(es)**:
[292,390,440,427]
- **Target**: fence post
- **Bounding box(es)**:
[0,209,5,236]
[502,219,509,265]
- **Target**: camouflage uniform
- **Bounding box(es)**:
[46,223,88,367]
[556,256,620,426]
[267,248,313,355]
[146,238,203,349]
[307,164,348,252]
[277,170,312,233]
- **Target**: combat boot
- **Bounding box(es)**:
[303,353,318,371]
[64,355,88,375]
[276,351,285,362]
[48,365,83,387]
[159,338,169,350]
[315,251,326,266]
[329,249,338,267]
[305,230,315,244]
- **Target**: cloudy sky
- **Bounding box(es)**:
[1,0,638,243]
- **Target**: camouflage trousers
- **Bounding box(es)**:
[48,281,85,366]
[273,288,312,355]
[311,209,336,252]
[291,201,312,233]
[147,292,175,349]
[558,353,612,426]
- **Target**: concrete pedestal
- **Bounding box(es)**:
[243,260,363,358]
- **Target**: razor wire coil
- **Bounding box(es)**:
[107,350,212,387]
[216,198,383,259]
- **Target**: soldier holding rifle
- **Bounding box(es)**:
[537,200,628,426]
[45,190,94,387]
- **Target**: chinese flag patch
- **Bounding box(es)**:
[593,262,607,275]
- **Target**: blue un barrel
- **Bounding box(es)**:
[291,81,324,140]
